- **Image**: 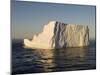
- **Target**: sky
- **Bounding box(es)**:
[11,0,96,39]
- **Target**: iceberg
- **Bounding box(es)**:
[24,21,89,49]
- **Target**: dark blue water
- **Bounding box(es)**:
[12,39,96,74]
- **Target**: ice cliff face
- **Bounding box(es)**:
[24,21,89,49]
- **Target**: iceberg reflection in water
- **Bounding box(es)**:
[12,40,96,74]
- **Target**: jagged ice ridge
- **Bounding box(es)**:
[24,21,89,49]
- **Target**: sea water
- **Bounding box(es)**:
[12,39,96,74]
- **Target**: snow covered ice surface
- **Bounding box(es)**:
[24,21,89,49]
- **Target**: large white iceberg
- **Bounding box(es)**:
[24,21,89,49]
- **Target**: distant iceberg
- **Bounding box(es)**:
[24,21,89,49]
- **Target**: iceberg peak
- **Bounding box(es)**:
[24,21,89,49]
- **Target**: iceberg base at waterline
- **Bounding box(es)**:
[24,21,89,49]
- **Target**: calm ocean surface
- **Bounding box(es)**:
[12,39,96,74]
